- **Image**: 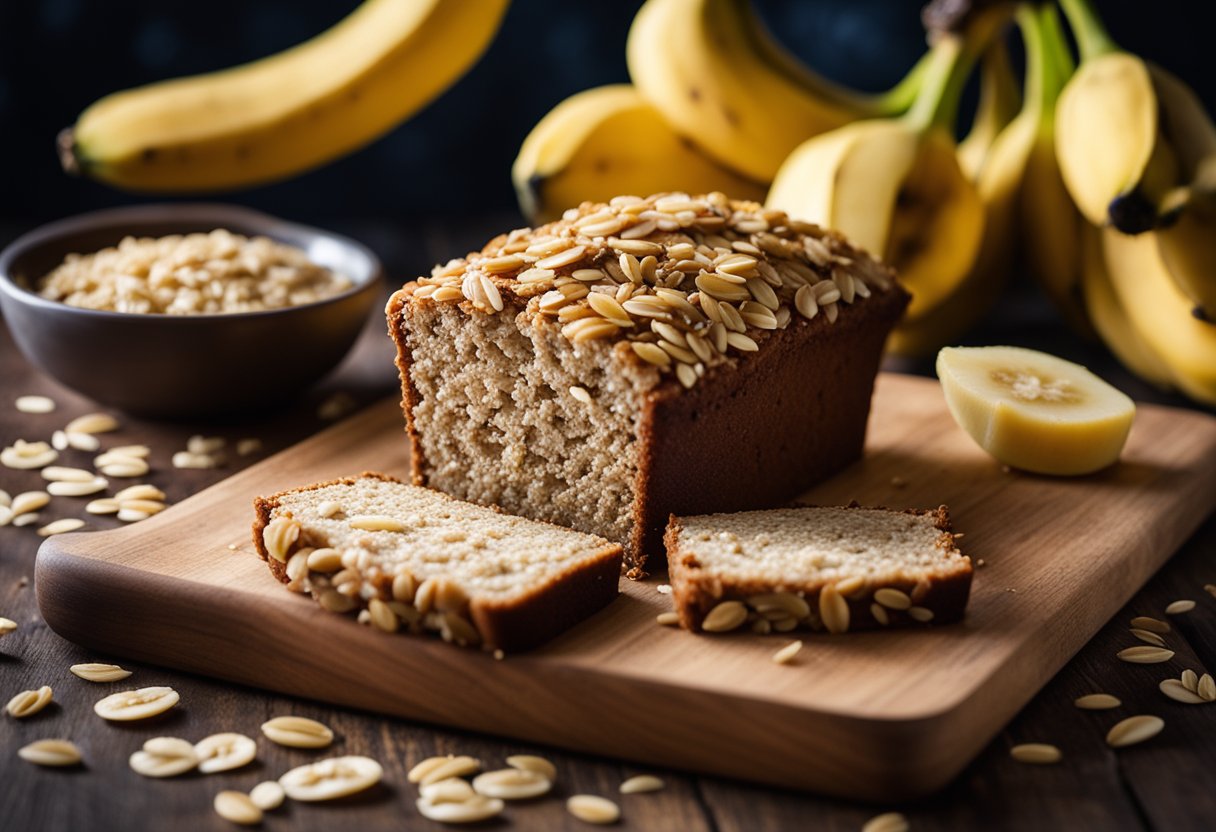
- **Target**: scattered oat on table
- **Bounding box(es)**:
[1074,693,1121,710]
[1116,646,1175,664]
[862,812,910,832]
[6,685,53,718]
[195,732,258,774]
[37,518,86,537]
[620,774,664,794]
[94,686,179,721]
[1009,743,1061,764]
[65,413,119,435]
[129,736,198,778]
[1129,616,1170,634]
[772,640,803,665]
[1165,599,1195,615]
[1106,715,1164,748]
[278,756,383,801]
[566,794,621,825]
[506,754,557,781]
[260,715,334,749]
[248,780,286,811]
[70,663,132,683]
[472,767,552,799]
[214,790,263,826]
[18,739,81,767]
[15,395,56,414]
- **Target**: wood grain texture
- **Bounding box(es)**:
[33,373,1216,800]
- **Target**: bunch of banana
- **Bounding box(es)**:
[511,86,766,224]
[514,0,931,223]
[1053,0,1216,403]
[60,0,510,191]
[766,9,1014,351]
[625,0,927,183]
[892,4,1071,355]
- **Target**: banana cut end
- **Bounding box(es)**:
[57,127,80,176]
[1109,191,1162,235]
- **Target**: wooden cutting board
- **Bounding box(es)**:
[35,374,1216,800]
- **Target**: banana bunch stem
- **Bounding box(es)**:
[1057,0,1117,60]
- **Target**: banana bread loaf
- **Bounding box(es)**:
[252,472,622,652]
[387,192,910,576]
[666,504,973,634]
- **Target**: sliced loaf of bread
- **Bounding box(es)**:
[252,473,622,652]
[666,505,972,634]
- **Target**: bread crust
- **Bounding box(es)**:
[665,505,973,633]
[251,471,623,652]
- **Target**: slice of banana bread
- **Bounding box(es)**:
[252,472,622,652]
[387,192,910,576]
[666,505,972,634]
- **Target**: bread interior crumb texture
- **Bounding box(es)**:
[679,507,968,584]
[273,477,613,601]
[403,302,655,552]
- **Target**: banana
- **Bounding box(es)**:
[60,0,510,191]
[1079,225,1175,389]
[1101,227,1216,406]
[767,18,1006,330]
[895,5,1090,354]
[626,0,927,183]
[1015,3,1087,333]
[937,345,1135,476]
[512,86,767,224]
[1054,0,1216,233]
[957,39,1021,181]
[1156,184,1216,321]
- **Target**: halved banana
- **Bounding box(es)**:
[936,346,1135,475]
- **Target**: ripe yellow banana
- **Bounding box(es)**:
[1101,227,1216,406]
[1054,0,1215,234]
[1079,225,1175,390]
[512,86,766,224]
[61,0,510,191]
[892,5,1058,356]
[1156,183,1216,321]
[957,39,1021,181]
[626,0,927,183]
[767,16,1007,333]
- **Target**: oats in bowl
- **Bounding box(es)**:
[38,229,352,315]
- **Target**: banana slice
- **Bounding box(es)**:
[936,346,1135,475]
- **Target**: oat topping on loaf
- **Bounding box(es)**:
[252,473,622,652]
[405,192,896,388]
[666,505,973,634]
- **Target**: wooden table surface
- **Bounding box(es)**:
[2,218,1215,830]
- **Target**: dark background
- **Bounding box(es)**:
[0,0,1211,225]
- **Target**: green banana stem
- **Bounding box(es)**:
[904,5,1011,132]
[1016,6,1047,109]
[904,36,966,131]
[1057,0,1118,60]
[875,49,933,115]
[1039,3,1075,78]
